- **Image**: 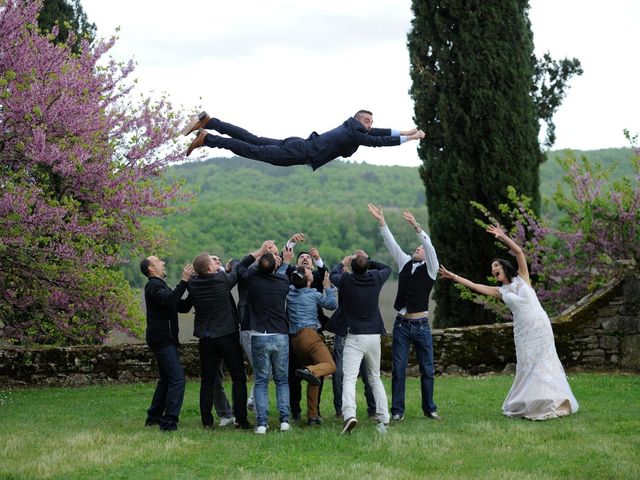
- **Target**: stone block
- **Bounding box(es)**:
[599,336,619,350]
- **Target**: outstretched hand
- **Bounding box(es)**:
[407,129,425,141]
[486,224,507,241]
[181,264,194,282]
[438,265,455,280]
[309,247,320,260]
[367,203,385,226]
[402,209,419,229]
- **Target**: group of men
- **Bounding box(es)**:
[140,205,441,435]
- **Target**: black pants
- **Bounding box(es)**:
[199,332,248,426]
[203,117,310,167]
[147,343,185,430]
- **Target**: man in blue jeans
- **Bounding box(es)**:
[140,256,193,431]
[237,241,294,434]
[368,204,442,422]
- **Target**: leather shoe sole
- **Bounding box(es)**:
[182,110,210,136]
[186,128,207,157]
[295,368,321,386]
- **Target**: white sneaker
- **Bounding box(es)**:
[280,421,290,432]
[376,422,388,434]
[255,425,267,434]
[219,416,235,427]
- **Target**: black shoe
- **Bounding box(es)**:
[235,421,253,430]
[425,412,442,421]
[291,412,302,422]
[307,416,323,426]
[145,417,159,427]
[202,423,214,430]
[341,417,358,435]
[159,424,178,432]
[295,368,321,386]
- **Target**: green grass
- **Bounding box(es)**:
[1,374,638,479]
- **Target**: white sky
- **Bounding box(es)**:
[81,0,639,167]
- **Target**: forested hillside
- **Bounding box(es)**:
[122,148,633,287]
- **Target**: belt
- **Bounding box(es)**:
[396,311,428,320]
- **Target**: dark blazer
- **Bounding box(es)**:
[183,270,238,339]
[144,277,189,350]
[307,117,401,170]
[326,259,391,336]
[236,254,290,334]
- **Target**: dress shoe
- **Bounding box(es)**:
[307,416,323,426]
[295,368,321,386]
[186,128,207,157]
[182,111,210,136]
[235,421,253,430]
[425,412,442,421]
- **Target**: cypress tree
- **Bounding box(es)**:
[408,0,542,326]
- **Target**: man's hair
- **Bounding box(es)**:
[492,258,518,284]
[351,254,369,274]
[192,252,212,275]
[140,258,151,277]
[258,252,276,273]
[291,266,308,289]
[354,109,373,120]
[297,251,310,261]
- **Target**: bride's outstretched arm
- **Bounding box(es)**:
[438,265,501,298]
[486,224,530,284]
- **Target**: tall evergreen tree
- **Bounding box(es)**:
[37,0,96,52]
[408,0,543,327]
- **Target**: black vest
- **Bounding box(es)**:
[393,261,434,313]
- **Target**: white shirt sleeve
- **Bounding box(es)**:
[314,257,324,269]
[380,225,411,269]
[417,230,439,280]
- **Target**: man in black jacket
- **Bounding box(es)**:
[140,256,193,431]
[328,251,391,434]
[183,110,425,170]
[181,252,251,430]
[237,241,294,434]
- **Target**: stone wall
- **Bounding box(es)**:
[1,269,638,387]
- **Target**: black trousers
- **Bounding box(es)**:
[198,332,248,426]
[203,117,310,167]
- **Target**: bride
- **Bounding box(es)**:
[439,224,579,420]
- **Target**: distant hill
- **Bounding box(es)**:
[122,148,635,287]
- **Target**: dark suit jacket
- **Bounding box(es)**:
[236,254,290,334]
[307,117,401,170]
[183,270,238,339]
[144,277,190,350]
[326,260,391,336]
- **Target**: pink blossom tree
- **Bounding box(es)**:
[468,141,640,320]
[1,0,189,344]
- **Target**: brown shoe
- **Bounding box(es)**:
[182,111,210,136]
[186,129,207,157]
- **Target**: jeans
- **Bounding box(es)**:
[342,334,390,424]
[251,334,290,426]
[391,317,437,416]
[199,332,248,426]
[332,334,376,416]
[213,364,233,419]
[147,343,185,430]
[240,330,255,406]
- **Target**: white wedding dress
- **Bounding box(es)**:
[499,276,579,420]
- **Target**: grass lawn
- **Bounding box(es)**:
[0,373,638,479]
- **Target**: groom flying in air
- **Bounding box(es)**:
[184,110,425,170]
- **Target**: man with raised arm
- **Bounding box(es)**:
[327,250,392,435]
[367,204,441,422]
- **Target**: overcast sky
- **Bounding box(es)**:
[81,0,639,167]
